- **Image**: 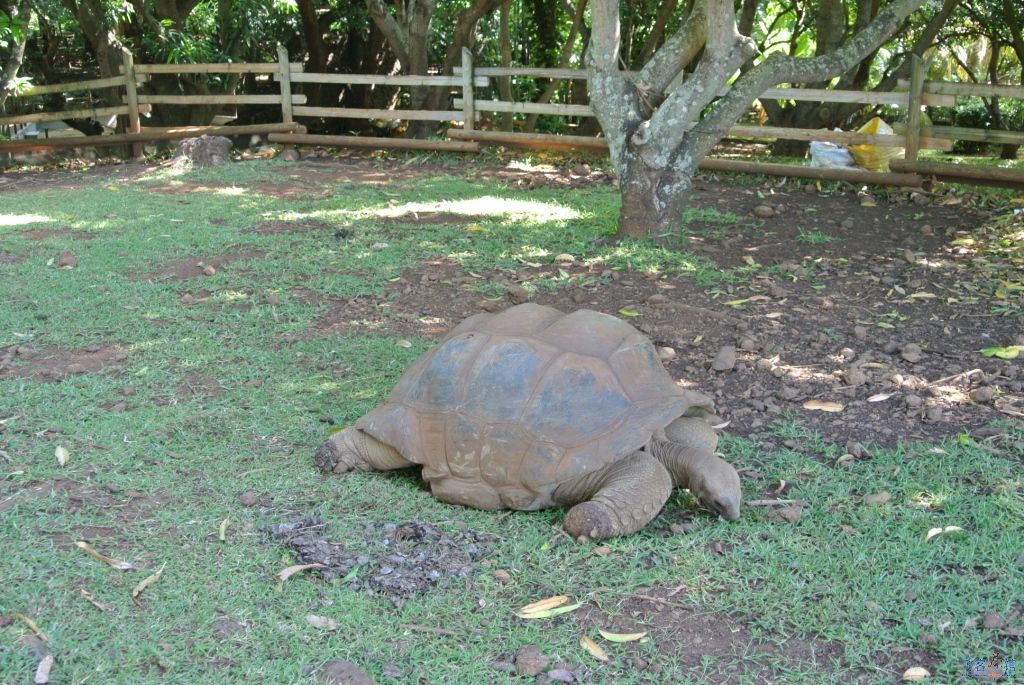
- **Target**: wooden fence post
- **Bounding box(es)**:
[121,49,144,159]
[904,55,925,162]
[276,45,297,158]
[461,47,475,131]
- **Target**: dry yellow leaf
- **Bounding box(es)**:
[277,562,325,582]
[218,517,230,542]
[515,602,582,619]
[902,666,930,680]
[803,400,844,412]
[13,613,48,642]
[598,629,648,643]
[55,446,69,466]
[131,562,166,605]
[75,541,135,571]
[580,635,610,662]
[517,595,568,615]
[925,526,963,542]
[79,588,111,612]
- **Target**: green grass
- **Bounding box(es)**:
[1,159,1021,684]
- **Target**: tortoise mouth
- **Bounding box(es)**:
[701,495,740,521]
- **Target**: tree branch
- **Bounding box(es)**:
[637,0,707,96]
[365,0,411,69]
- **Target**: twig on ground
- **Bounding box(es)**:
[399,623,459,637]
[746,499,807,506]
[927,368,982,386]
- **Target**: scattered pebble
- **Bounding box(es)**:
[902,666,930,681]
[57,250,76,268]
[711,345,736,372]
[918,632,939,645]
[843,368,869,387]
[492,569,511,584]
[969,386,996,403]
[547,668,576,683]
[201,264,217,276]
[863,491,890,505]
[506,284,530,304]
[656,346,676,362]
[753,205,775,218]
[900,343,923,363]
[515,645,549,677]
[317,659,373,685]
[982,612,1005,630]
[478,299,502,312]
[238,491,259,507]
[646,293,667,305]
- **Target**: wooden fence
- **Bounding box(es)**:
[2,48,1022,188]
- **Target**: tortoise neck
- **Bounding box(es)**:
[648,438,712,489]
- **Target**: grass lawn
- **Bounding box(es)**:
[0,156,1021,684]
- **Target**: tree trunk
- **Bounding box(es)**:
[617,152,696,242]
[498,0,514,131]
[0,0,30,112]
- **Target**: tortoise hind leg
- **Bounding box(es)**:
[553,451,673,540]
[315,427,412,474]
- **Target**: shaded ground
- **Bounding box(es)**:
[0,344,127,381]
[306,173,1022,450]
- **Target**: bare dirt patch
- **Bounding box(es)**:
[248,219,334,235]
[0,252,25,264]
[18,228,92,240]
[376,211,487,225]
[267,513,495,604]
[136,250,265,281]
[0,344,127,382]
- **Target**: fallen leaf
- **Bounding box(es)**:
[517,595,568,614]
[580,636,610,662]
[79,588,111,612]
[131,563,166,605]
[306,614,338,631]
[396,340,413,348]
[598,629,648,643]
[867,393,892,402]
[767,505,802,523]
[218,517,230,542]
[34,653,54,685]
[803,399,844,413]
[723,298,750,308]
[515,602,582,619]
[54,446,69,466]
[741,255,758,266]
[902,666,930,681]
[765,312,784,319]
[14,613,49,642]
[75,541,135,571]
[277,563,325,582]
[979,345,1022,360]
[863,492,891,505]
[617,308,640,317]
[925,525,963,541]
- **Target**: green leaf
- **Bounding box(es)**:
[979,345,1022,359]
[618,308,640,317]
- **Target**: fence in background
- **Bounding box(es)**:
[2,49,1022,188]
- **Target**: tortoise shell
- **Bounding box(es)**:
[356,303,712,510]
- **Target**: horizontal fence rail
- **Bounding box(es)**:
[1,47,1020,188]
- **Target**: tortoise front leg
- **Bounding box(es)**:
[553,451,673,540]
[314,427,412,474]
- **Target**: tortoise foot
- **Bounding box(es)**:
[563,501,619,540]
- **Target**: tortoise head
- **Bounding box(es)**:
[689,455,742,521]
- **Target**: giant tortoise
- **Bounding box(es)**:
[316,303,741,539]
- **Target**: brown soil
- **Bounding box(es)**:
[305,171,1021,450]
[136,250,265,281]
[0,252,25,264]
[248,219,334,235]
[0,344,127,382]
[18,228,92,240]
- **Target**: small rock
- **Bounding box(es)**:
[982,612,1006,630]
[57,250,76,268]
[646,293,667,306]
[863,491,890,505]
[547,669,575,683]
[492,569,511,584]
[902,249,916,264]
[839,347,856,361]
[265,292,281,306]
[554,253,576,264]
[843,368,869,387]
[767,505,802,523]
[371,242,388,251]
[738,337,758,351]
[904,395,923,408]
[202,264,217,276]
[317,659,374,685]
[918,632,939,645]
[515,645,549,677]
[180,293,195,305]
[280,147,301,162]
[969,386,996,403]
[593,545,613,556]
[106,483,121,493]
[711,345,737,372]
[656,346,676,362]
[900,343,923,363]
[924,405,943,422]
[506,284,530,305]
[490,660,515,673]
[107,401,128,413]
[753,204,775,218]
[238,491,258,507]
[920,224,934,236]
[478,299,502,312]
[119,386,136,397]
